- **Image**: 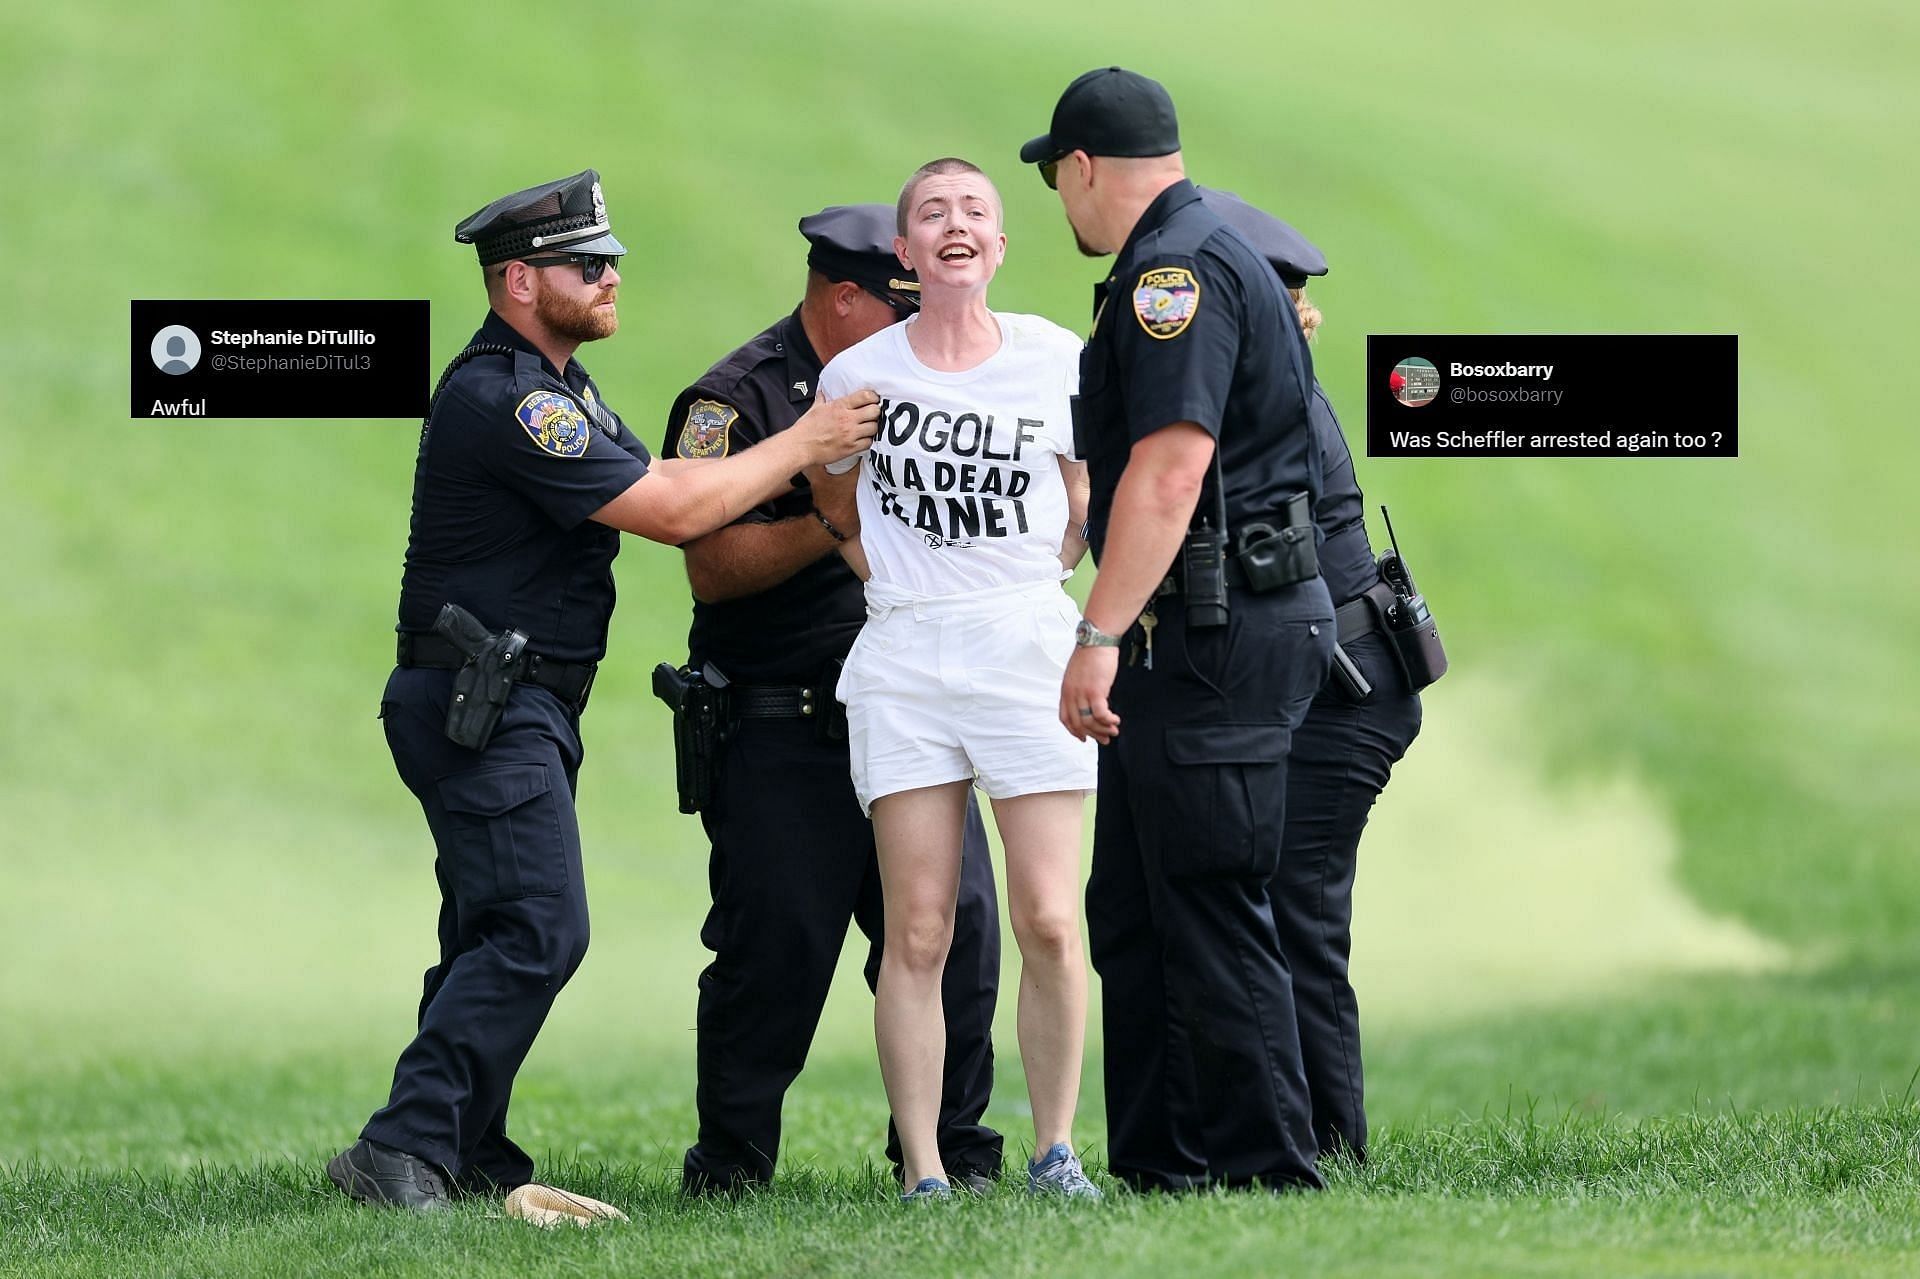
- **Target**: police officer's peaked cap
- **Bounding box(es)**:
[800,204,919,308]
[455,170,627,267]
[1020,67,1180,164]
[1198,188,1328,289]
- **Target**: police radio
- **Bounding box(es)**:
[1374,505,1449,691]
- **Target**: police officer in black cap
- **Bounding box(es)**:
[1027,70,1334,1192]
[327,170,882,1210]
[1200,188,1425,1163]
[663,204,1004,1195]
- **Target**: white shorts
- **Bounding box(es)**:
[836,578,1099,813]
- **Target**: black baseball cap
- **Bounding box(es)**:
[1020,67,1181,165]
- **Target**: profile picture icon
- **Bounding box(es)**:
[150,324,202,375]
[1390,356,1440,407]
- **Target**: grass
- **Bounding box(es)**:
[7,1107,1919,1278]
[4,0,1919,1275]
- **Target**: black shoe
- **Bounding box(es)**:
[327,1139,452,1211]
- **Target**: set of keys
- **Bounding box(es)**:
[1129,604,1159,670]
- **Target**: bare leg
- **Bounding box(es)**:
[871,780,971,1189]
[991,789,1088,1156]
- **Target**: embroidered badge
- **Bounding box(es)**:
[677,398,738,459]
[515,390,590,458]
[1132,266,1200,340]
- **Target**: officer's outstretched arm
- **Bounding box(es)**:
[590,391,880,545]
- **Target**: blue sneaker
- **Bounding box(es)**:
[1027,1143,1102,1199]
[900,1176,954,1203]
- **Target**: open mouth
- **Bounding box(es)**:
[937,244,976,262]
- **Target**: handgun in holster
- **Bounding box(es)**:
[652,662,729,815]
[434,602,529,751]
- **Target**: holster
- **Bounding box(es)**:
[1233,492,1319,592]
[652,663,729,815]
[1367,556,1449,692]
[434,602,528,751]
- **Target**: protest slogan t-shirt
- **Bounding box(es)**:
[818,312,1081,596]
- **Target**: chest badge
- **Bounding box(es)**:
[1133,266,1200,340]
[515,390,591,458]
[677,398,738,459]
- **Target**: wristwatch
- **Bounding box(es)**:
[1074,617,1123,648]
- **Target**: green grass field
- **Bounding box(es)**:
[4,2,1918,1275]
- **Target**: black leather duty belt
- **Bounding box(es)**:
[397,633,597,706]
[1155,556,1255,598]
[731,684,822,719]
[1333,580,1394,644]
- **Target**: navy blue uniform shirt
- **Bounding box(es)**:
[1308,383,1380,605]
[397,310,651,664]
[663,309,866,685]
[1075,179,1321,558]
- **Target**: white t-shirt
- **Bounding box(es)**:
[818,311,1081,597]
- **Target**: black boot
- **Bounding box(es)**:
[327,1139,452,1210]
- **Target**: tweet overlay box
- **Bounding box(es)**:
[132,300,429,419]
[1365,335,1737,458]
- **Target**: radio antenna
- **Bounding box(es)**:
[1381,504,1405,560]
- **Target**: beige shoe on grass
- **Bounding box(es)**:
[503,1183,630,1228]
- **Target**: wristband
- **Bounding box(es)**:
[811,507,848,543]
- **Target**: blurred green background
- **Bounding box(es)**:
[3,1,1917,1274]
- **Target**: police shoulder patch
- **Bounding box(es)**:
[677,398,738,459]
[515,389,590,458]
[1132,266,1201,340]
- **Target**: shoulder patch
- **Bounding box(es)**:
[1133,266,1201,340]
[515,390,590,457]
[677,398,738,459]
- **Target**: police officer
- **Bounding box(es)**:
[1028,69,1334,1192]
[327,171,881,1210]
[663,205,1003,1195]
[1200,188,1425,1162]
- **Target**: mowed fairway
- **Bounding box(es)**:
[3,2,1918,1276]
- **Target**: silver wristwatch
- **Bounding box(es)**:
[1074,618,1123,648]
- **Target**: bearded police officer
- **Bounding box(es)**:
[327,171,881,1211]
[663,205,1004,1195]
[1199,188,1424,1163]
[1028,70,1334,1192]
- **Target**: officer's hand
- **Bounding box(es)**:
[1060,646,1122,744]
[795,388,881,467]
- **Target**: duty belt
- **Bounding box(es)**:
[731,683,822,719]
[1334,582,1390,643]
[1155,555,1256,598]
[398,632,597,706]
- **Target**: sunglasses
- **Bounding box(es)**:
[504,253,621,284]
[1038,151,1068,191]
[864,284,920,320]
